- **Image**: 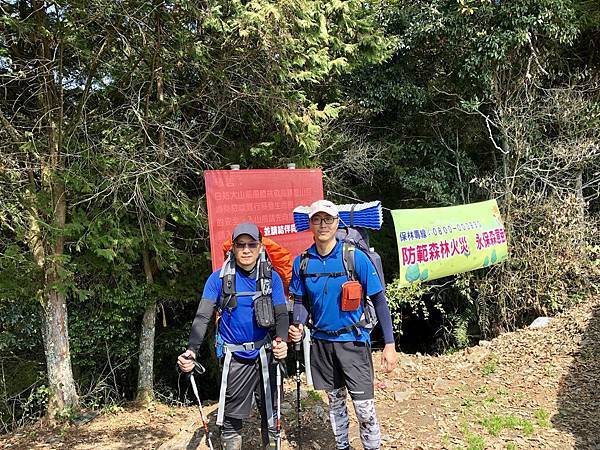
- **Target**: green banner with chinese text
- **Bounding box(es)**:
[391,200,508,285]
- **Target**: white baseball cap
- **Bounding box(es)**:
[308,200,339,218]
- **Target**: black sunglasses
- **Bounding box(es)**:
[234,241,260,249]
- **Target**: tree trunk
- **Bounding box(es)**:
[575,169,584,202]
[41,178,79,417]
[32,0,79,417]
[136,8,166,403]
[575,169,586,225]
[28,197,79,417]
[137,249,157,404]
[42,269,79,416]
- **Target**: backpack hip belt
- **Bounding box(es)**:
[310,318,369,337]
[221,334,273,353]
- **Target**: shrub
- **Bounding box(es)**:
[476,194,599,336]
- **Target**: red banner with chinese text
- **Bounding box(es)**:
[204,169,323,271]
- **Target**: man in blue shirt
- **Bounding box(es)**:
[288,200,397,450]
[178,223,289,450]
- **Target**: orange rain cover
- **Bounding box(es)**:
[222,237,293,295]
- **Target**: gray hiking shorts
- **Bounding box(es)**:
[222,353,280,420]
[310,339,374,401]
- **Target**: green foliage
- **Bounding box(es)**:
[1,379,48,433]
[534,408,551,428]
[343,0,599,348]
[480,414,534,437]
[460,422,486,450]
[0,245,42,354]
[308,390,322,401]
[1,0,390,427]
[69,286,146,368]
[386,279,431,332]
[576,0,600,32]
[477,194,598,335]
[1,0,599,431]
[481,354,499,376]
[386,274,479,352]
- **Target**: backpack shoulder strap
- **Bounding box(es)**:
[298,251,312,311]
[257,250,273,298]
[219,252,237,312]
[299,251,309,277]
[299,249,346,279]
[342,242,357,281]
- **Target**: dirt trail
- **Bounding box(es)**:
[2,297,599,449]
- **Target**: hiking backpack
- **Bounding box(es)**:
[222,236,293,295]
[299,226,386,334]
[218,235,293,328]
[218,248,275,328]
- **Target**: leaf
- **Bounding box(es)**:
[95,248,116,262]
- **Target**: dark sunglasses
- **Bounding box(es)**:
[234,241,260,249]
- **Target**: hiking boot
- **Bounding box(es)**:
[261,427,278,450]
[264,441,277,450]
[221,434,242,450]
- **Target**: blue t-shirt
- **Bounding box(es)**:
[289,239,383,342]
[202,267,286,359]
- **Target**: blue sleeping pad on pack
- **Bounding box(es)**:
[293,200,383,232]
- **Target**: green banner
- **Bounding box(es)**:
[391,200,508,285]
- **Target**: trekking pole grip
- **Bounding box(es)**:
[273,336,283,360]
[183,353,206,375]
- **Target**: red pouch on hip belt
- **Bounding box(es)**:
[341,280,362,312]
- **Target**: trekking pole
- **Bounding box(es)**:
[274,337,283,450]
[302,328,313,386]
[184,357,215,450]
[294,341,302,449]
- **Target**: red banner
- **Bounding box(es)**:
[204,169,323,271]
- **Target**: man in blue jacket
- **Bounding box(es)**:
[288,200,397,450]
[178,223,289,450]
